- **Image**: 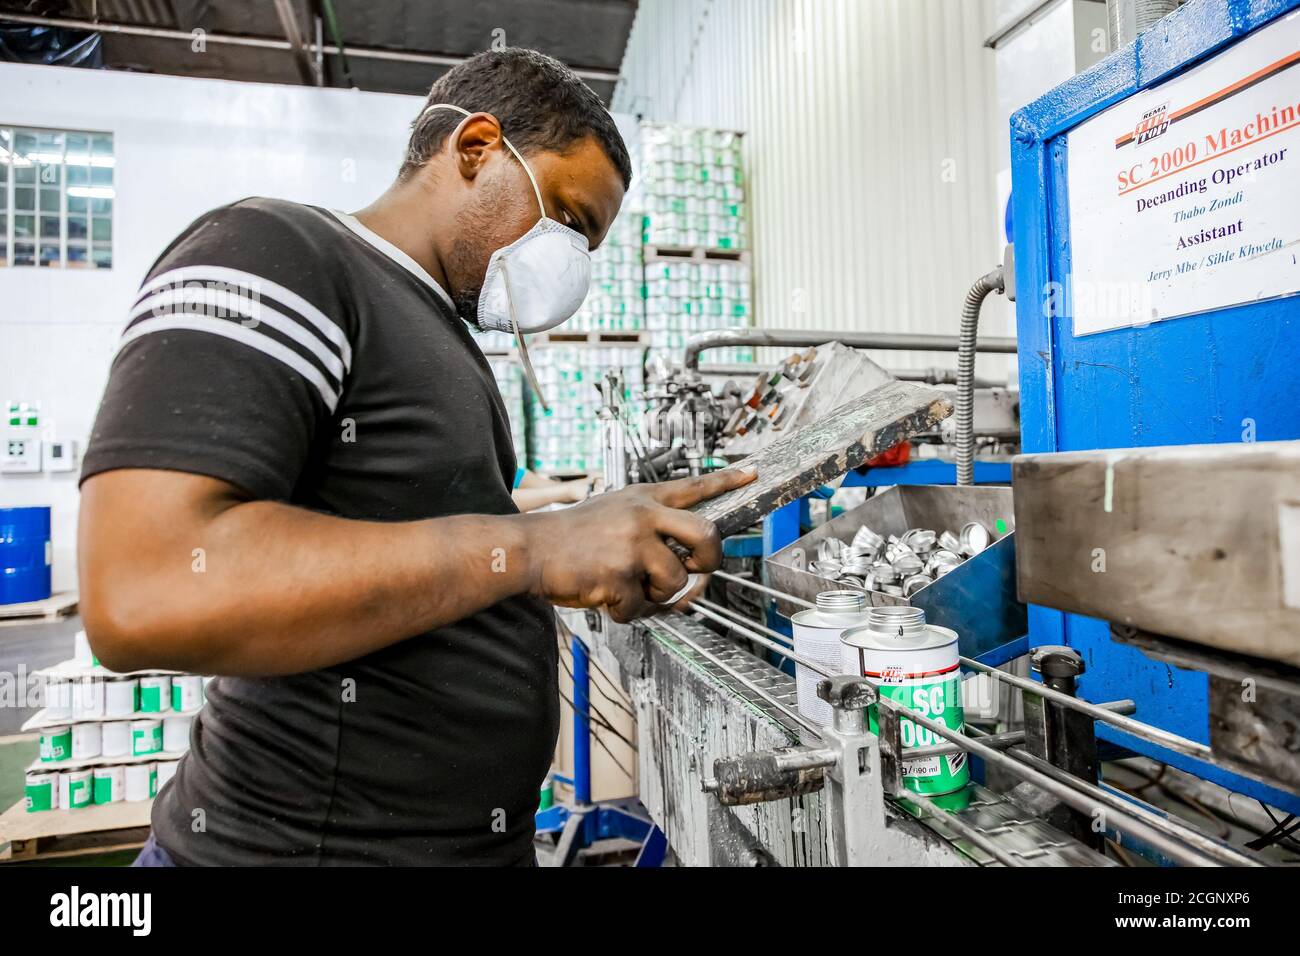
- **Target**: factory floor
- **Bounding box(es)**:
[0,614,77,735]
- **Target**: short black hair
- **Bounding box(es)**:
[401,48,632,189]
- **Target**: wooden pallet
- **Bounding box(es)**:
[0,797,152,863]
[478,332,648,358]
[0,592,78,627]
[644,244,750,265]
[536,330,647,346]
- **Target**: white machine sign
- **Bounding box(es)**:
[1066,11,1300,336]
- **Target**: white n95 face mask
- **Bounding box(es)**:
[418,104,593,411]
[477,217,591,335]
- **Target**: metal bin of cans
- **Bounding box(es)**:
[765,485,1026,663]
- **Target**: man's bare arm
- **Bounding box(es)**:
[78,466,753,677]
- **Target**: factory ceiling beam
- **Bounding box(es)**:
[0,12,622,83]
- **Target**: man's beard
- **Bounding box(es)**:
[446,173,519,329]
[452,284,482,327]
[445,230,486,326]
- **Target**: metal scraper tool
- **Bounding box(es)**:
[676,379,954,553]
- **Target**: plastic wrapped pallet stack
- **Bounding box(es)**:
[487,356,528,464]
[528,346,643,474]
[644,258,752,362]
[640,124,747,250]
[568,211,644,335]
[639,122,754,369]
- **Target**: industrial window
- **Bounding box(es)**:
[0,126,114,269]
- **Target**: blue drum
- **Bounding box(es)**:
[0,506,52,605]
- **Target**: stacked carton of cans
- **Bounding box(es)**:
[644,258,753,362]
[640,124,747,250]
[639,122,753,368]
[568,211,644,335]
[22,632,207,813]
[487,356,528,464]
[527,346,643,473]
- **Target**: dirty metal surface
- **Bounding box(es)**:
[694,380,954,539]
[630,614,1109,866]
[1013,441,1300,667]
[635,615,828,866]
[722,343,896,460]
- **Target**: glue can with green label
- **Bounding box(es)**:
[131,718,163,755]
[138,675,171,713]
[841,606,969,797]
[25,772,57,812]
[39,725,71,762]
[171,674,204,712]
[93,765,126,804]
[64,769,93,809]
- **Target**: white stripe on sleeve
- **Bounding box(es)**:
[128,288,345,383]
[136,266,352,369]
[117,314,341,411]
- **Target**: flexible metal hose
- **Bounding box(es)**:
[956,267,1005,486]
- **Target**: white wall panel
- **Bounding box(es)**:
[0,63,422,589]
[616,0,1012,378]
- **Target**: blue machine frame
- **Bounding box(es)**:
[534,634,668,867]
[1011,0,1300,813]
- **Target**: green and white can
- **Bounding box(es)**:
[102,720,132,757]
[71,722,102,760]
[162,714,193,753]
[790,591,871,727]
[156,760,179,792]
[45,679,73,719]
[124,763,153,802]
[25,772,58,812]
[39,725,71,762]
[71,678,104,719]
[63,769,93,809]
[131,718,163,756]
[104,677,138,717]
[93,765,126,804]
[841,606,969,797]
[138,676,172,713]
[171,675,204,712]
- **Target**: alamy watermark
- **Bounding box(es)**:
[144,277,264,328]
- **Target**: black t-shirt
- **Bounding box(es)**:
[81,197,557,865]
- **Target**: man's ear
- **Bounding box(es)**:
[453,112,507,182]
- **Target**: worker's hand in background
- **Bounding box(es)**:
[524,467,756,623]
[559,476,596,504]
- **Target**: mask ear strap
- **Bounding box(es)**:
[422,102,547,220]
[502,259,550,413]
[499,136,547,221]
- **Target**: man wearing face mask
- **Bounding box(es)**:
[76,48,753,866]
